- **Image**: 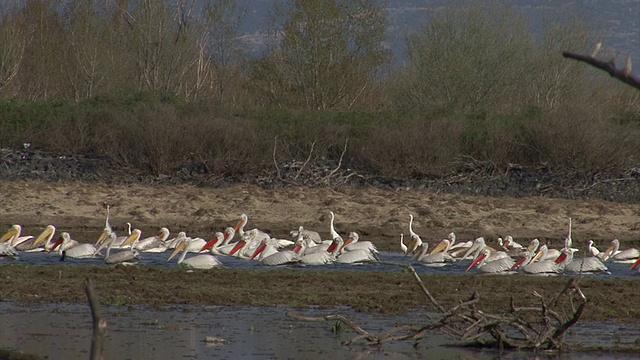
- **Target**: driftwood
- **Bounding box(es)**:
[287,262,587,351]
[563,43,640,90]
[84,277,107,360]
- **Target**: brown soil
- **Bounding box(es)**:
[1,180,640,323]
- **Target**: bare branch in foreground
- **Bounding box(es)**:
[288,263,587,351]
[85,277,107,360]
[563,43,640,90]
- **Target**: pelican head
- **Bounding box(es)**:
[0,224,22,243]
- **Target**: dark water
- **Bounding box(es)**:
[1,303,639,360]
[3,250,639,279]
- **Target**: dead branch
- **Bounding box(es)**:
[294,141,316,180]
[85,277,107,360]
[288,263,587,352]
[563,43,640,90]
[322,138,349,183]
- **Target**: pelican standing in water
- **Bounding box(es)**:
[168,237,223,269]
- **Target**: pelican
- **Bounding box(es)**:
[235,213,270,241]
[1,225,33,249]
[511,249,570,275]
[95,231,141,265]
[329,211,341,240]
[200,228,237,255]
[290,226,323,245]
[466,249,515,274]
[328,236,376,264]
[460,237,508,262]
[15,225,56,252]
[293,238,334,265]
[340,232,377,253]
[531,244,561,262]
[404,214,423,256]
[135,227,171,252]
[51,232,100,258]
[564,252,608,274]
[96,205,113,245]
[166,232,206,257]
[250,238,301,266]
[168,237,223,269]
[414,243,454,266]
[631,256,640,271]
[500,235,523,249]
[0,228,18,256]
[602,239,640,263]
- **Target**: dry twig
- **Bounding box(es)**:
[287,263,587,352]
[563,43,640,90]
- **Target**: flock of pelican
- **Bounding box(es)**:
[401,215,639,275]
[0,208,379,269]
[1,210,640,275]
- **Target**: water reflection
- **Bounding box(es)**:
[1,303,639,360]
[2,251,638,279]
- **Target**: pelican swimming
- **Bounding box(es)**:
[290,226,323,245]
[414,242,454,267]
[340,232,378,254]
[235,213,270,242]
[51,232,100,258]
[168,237,223,269]
[135,227,171,252]
[602,239,640,263]
[563,251,608,274]
[250,237,301,266]
[511,249,570,275]
[327,236,376,264]
[15,225,56,252]
[293,237,334,265]
[1,225,33,250]
[460,237,508,262]
[200,228,238,255]
[466,249,515,274]
[0,227,18,256]
[94,231,141,265]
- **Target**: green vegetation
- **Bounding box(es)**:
[0,1,638,179]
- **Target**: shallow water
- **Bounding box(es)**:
[3,250,639,279]
[1,303,639,360]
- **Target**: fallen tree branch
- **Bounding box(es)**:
[287,264,587,351]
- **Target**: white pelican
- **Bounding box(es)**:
[290,226,323,245]
[460,237,508,262]
[466,249,515,274]
[96,205,113,245]
[327,236,376,264]
[200,228,237,255]
[329,211,342,241]
[95,232,141,265]
[235,213,270,241]
[501,235,523,249]
[250,238,301,266]
[340,232,378,253]
[293,238,334,265]
[168,237,223,269]
[511,249,570,275]
[15,225,56,252]
[564,252,608,274]
[51,232,100,258]
[531,244,561,262]
[602,239,640,263]
[0,227,18,256]
[1,225,33,249]
[135,227,170,252]
[414,243,454,266]
[403,214,425,256]
[166,232,206,257]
